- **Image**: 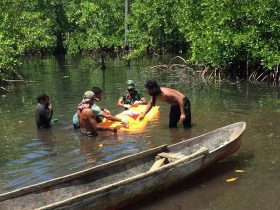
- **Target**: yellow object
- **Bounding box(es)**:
[226,177,239,182]
[99,144,103,147]
[235,169,244,173]
[99,105,160,133]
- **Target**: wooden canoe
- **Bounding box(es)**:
[0,122,246,210]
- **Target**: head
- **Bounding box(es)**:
[37,93,49,105]
[126,80,136,94]
[83,91,96,105]
[145,80,161,96]
[91,86,103,101]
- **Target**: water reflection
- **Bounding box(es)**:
[0,57,279,209]
[168,128,192,144]
[122,160,242,210]
[36,129,56,147]
[79,138,99,164]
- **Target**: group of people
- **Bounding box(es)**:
[35,80,192,136]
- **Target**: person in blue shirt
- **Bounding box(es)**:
[73,87,128,129]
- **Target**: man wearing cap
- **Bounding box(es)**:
[91,86,129,127]
[73,88,129,129]
[74,91,118,136]
[117,80,147,109]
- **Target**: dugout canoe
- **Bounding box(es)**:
[0,122,246,210]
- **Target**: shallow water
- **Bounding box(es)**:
[0,56,279,210]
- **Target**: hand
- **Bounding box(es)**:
[109,127,119,133]
[121,120,129,128]
[123,104,131,109]
[180,113,186,122]
[139,113,145,121]
[134,100,141,105]
[103,109,110,114]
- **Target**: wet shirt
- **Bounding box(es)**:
[120,90,143,105]
[35,104,53,128]
[72,104,103,126]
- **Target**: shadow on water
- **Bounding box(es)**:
[121,160,243,210]
[36,129,56,147]
[79,137,100,165]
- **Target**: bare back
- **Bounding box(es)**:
[78,108,98,135]
[157,87,185,105]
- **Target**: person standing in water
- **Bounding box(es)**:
[77,91,118,136]
[35,93,53,128]
[118,80,147,109]
[139,80,191,128]
[73,87,128,129]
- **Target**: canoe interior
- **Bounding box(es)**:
[0,147,165,209]
[0,122,246,210]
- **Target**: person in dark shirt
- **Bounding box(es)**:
[117,80,147,109]
[35,93,53,128]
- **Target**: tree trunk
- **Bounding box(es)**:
[53,32,66,56]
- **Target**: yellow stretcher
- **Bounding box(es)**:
[99,105,160,133]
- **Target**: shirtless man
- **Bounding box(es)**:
[77,91,117,136]
[139,80,191,128]
[73,87,128,129]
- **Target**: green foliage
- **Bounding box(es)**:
[174,0,280,70]
[128,0,186,58]
[65,0,124,53]
[0,0,279,79]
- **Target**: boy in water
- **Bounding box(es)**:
[139,80,191,128]
[35,93,53,128]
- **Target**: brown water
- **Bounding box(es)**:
[0,56,279,210]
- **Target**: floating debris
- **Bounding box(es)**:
[226,177,239,182]
[235,169,244,173]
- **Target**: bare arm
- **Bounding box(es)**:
[117,97,124,107]
[139,96,155,120]
[100,112,122,122]
[178,96,186,121]
[141,97,147,104]
[134,97,147,105]
[88,113,98,132]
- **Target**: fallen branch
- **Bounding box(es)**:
[0,86,7,93]
[2,79,38,83]
[168,56,188,65]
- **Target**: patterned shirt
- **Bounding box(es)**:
[120,90,143,105]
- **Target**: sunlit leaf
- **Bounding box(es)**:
[226,177,239,182]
